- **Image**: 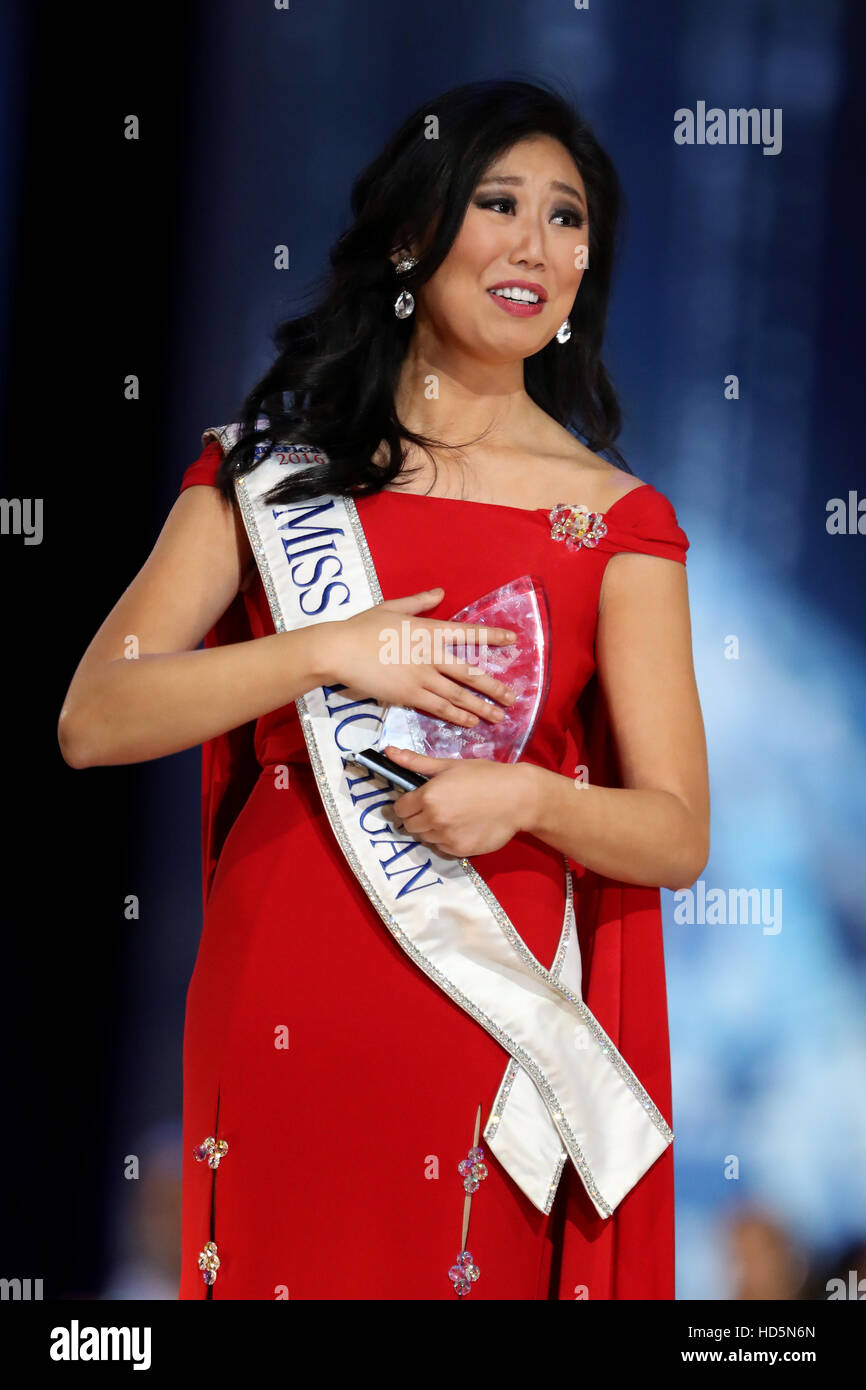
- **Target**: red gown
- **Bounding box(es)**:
[177,437,689,1300]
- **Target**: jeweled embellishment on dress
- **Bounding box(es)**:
[447,1142,488,1297]
[193,1136,228,1169]
[458,1145,488,1195]
[198,1240,220,1285]
[549,502,608,550]
[448,1249,481,1297]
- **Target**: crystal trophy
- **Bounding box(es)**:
[373,574,552,764]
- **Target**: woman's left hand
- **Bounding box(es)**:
[383,745,531,858]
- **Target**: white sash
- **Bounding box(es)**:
[210,423,673,1218]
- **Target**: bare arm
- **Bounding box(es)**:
[58,483,518,770]
[519,552,710,891]
[57,485,328,768]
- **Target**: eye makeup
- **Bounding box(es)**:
[473,195,586,229]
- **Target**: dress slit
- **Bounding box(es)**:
[205,1085,221,1301]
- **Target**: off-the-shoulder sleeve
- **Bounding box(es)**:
[595,484,689,565]
[178,438,224,494]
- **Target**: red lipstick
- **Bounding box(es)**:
[486,279,547,317]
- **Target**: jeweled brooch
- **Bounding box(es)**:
[448,1137,489,1297]
[549,502,608,550]
[458,1145,488,1194]
[448,1249,481,1296]
[198,1240,220,1285]
[193,1136,228,1169]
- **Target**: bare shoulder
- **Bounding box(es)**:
[175,479,256,589]
[538,418,646,506]
[597,463,647,506]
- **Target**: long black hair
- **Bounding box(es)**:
[212,77,630,509]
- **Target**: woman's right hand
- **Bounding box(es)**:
[315,588,518,727]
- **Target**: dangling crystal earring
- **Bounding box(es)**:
[556,318,572,344]
[394,254,417,319]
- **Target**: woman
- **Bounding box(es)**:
[58,79,709,1300]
